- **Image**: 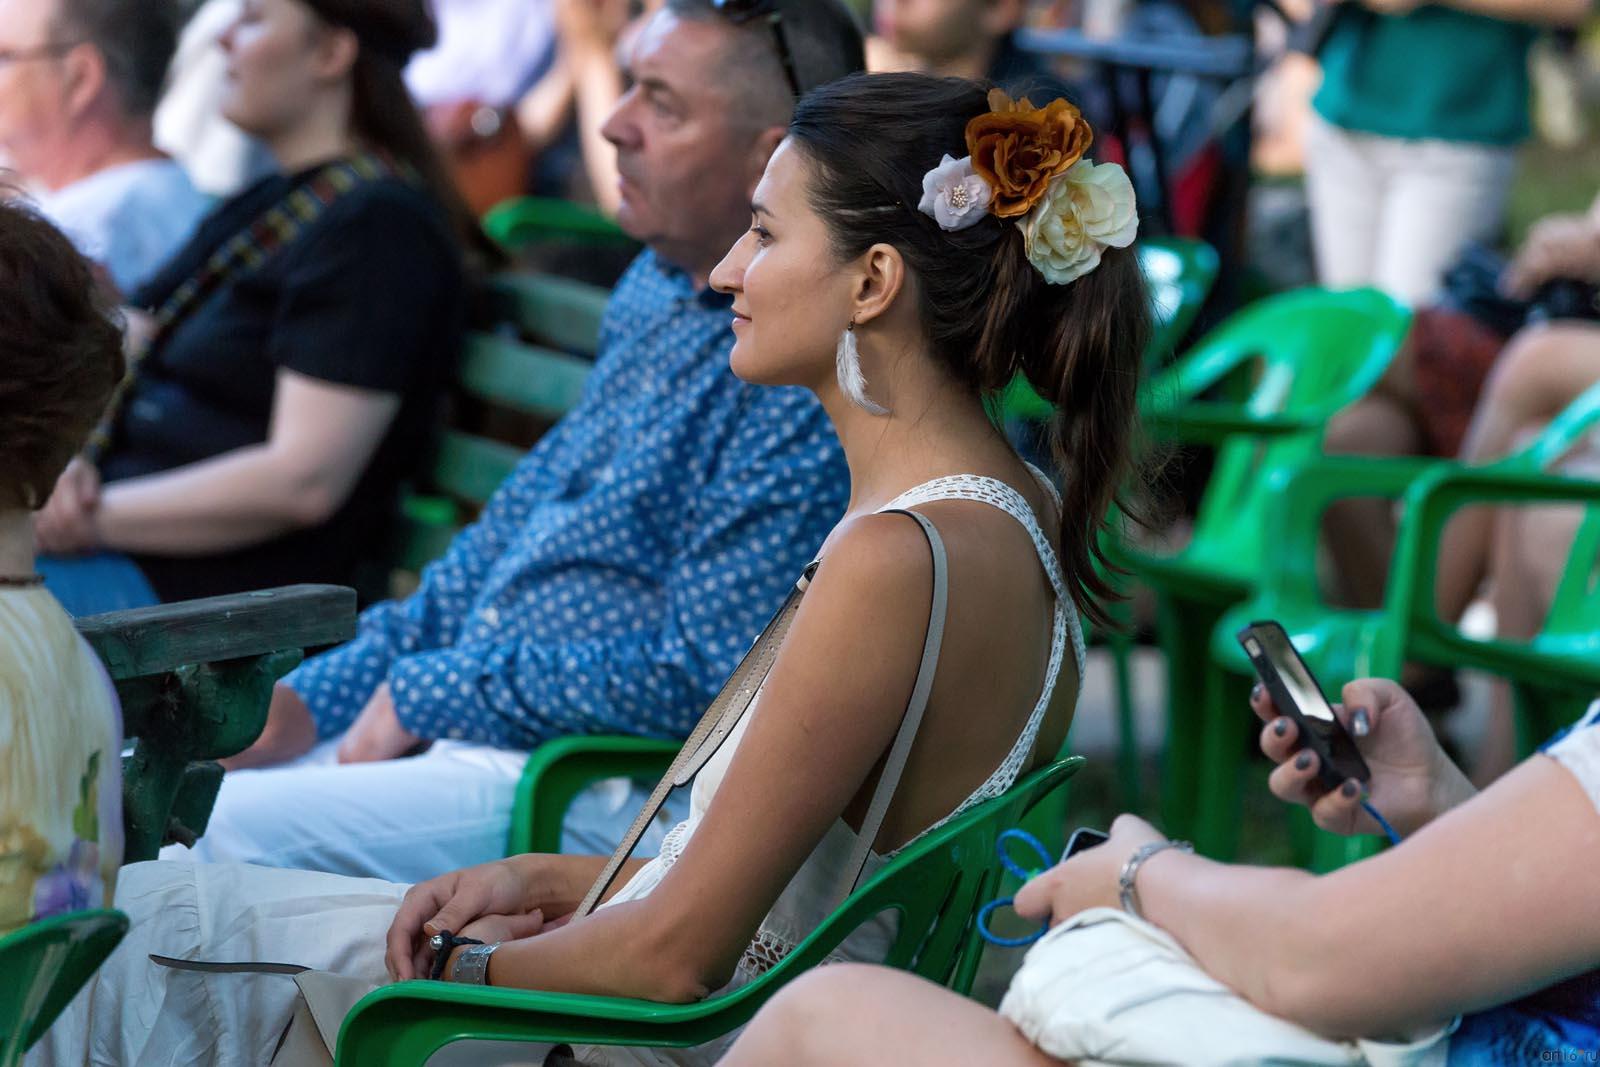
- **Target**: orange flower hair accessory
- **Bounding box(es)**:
[964,88,1094,219]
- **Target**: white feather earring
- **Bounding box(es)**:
[835,320,889,416]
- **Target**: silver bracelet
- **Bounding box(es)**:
[449,941,502,985]
[1117,839,1193,920]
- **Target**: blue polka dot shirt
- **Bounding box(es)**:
[287,251,849,749]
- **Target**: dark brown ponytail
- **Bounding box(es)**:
[788,72,1153,629]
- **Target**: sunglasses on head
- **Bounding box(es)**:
[710,0,803,99]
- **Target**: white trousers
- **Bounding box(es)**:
[28,861,408,1067]
[28,860,692,1067]
[162,740,683,884]
[1304,114,1518,306]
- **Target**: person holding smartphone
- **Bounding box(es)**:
[720,676,1600,1065]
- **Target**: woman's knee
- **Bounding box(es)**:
[1482,322,1600,418]
[731,966,884,1065]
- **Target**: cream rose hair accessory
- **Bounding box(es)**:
[916,89,1138,284]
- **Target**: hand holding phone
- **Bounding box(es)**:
[1237,621,1370,791]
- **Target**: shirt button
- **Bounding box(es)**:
[480,607,501,627]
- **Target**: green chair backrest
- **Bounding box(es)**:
[1377,380,1600,693]
[1140,236,1221,366]
[334,758,1083,1065]
[1510,381,1600,646]
[483,197,635,250]
[0,909,127,1065]
[1001,236,1220,422]
[394,273,607,574]
[1149,287,1410,587]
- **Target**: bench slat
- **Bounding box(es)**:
[459,334,593,420]
[430,431,525,507]
[486,274,608,355]
[78,584,357,679]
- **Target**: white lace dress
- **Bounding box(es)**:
[576,471,1086,1066]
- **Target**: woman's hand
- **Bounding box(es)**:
[34,457,102,555]
[1254,677,1475,838]
[1502,214,1600,299]
[1012,814,1166,926]
[387,859,543,979]
[337,683,424,764]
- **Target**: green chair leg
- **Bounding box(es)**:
[1192,666,1255,860]
[1101,593,1144,812]
[1310,830,1383,872]
[1157,595,1230,840]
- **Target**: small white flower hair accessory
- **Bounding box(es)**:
[917,154,992,232]
[1022,159,1139,285]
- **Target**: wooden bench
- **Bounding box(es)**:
[389,272,608,578]
[77,585,357,863]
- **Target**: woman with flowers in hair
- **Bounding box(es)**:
[32,72,1150,1067]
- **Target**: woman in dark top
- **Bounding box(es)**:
[34,0,483,612]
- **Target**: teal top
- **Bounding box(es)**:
[1314,4,1538,147]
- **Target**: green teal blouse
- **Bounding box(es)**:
[1314,4,1538,147]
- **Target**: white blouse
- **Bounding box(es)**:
[1547,700,1600,814]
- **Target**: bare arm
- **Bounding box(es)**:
[94,370,399,555]
[1375,0,1596,25]
[1022,756,1600,1037]
[414,515,936,1000]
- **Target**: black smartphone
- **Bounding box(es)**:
[1236,620,1370,790]
[1061,826,1109,861]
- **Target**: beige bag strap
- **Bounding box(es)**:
[834,509,947,905]
[572,510,951,922]
[572,559,821,919]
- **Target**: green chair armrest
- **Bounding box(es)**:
[508,736,681,856]
[1380,464,1600,685]
[1140,404,1323,444]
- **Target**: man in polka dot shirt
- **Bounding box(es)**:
[160,1,865,883]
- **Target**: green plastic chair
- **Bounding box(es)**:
[483,196,634,250]
[1375,381,1600,744]
[1001,235,1220,423]
[507,735,681,855]
[1203,380,1600,866]
[335,758,1083,1066]
[0,909,128,1065]
[1109,287,1411,842]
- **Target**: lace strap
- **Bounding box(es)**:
[878,473,1068,603]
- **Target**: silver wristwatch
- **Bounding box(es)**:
[449,941,502,985]
[1117,840,1193,920]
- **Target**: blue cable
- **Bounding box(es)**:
[1359,797,1403,846]
[978,800,1402,949]
[976,829,1055,948]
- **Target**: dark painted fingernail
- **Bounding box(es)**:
[1294,752,1312,771]
[1273,717,1288,737]
[1250,683,1263,701]
[1341,780,1360,799]
[1351,708,1371,737]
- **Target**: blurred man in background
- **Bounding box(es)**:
[0,0,208,293]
